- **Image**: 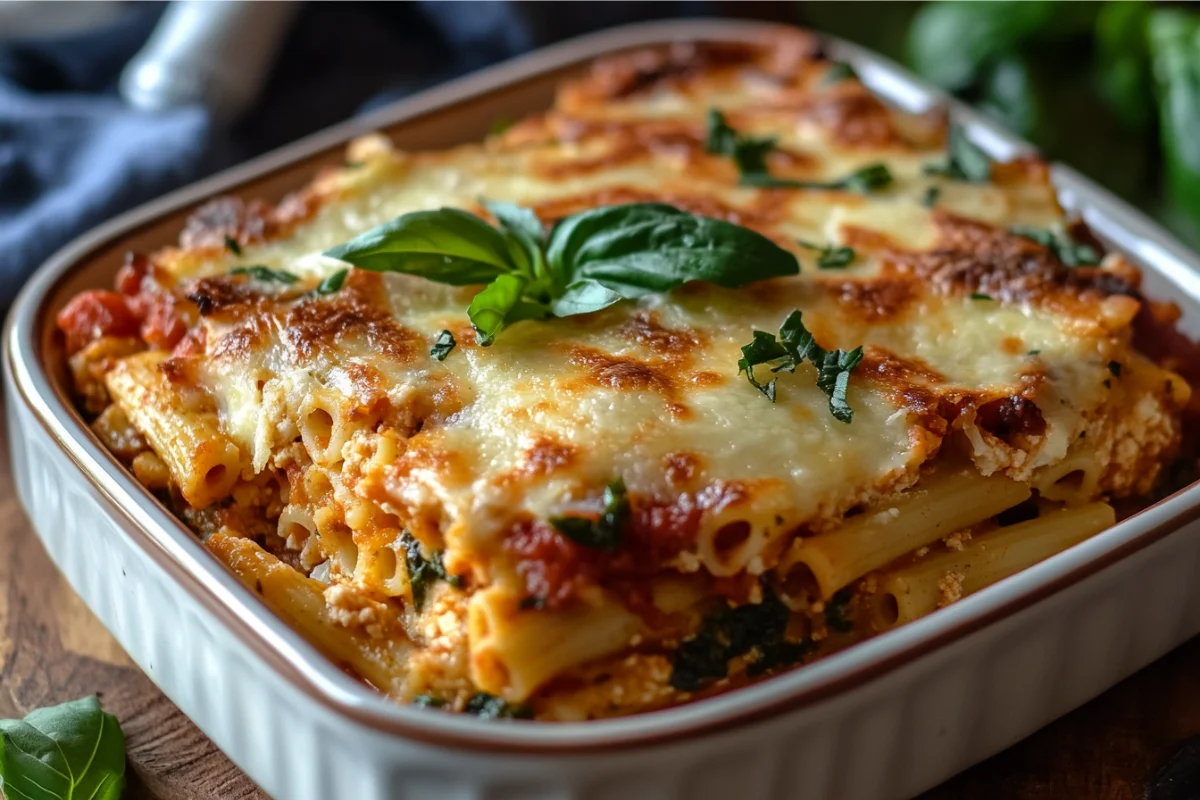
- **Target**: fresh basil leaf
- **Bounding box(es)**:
[737,329,789,401]
[921,185,942,208]
[224,235,242,256]
[550,278,625,317]
[430,330,456,361]
[550,478,630,549]
[906,1,1067,91]
[1149,9,1200,236]
[323,207,516,283]
[1096,1,1155,132]
[822,61,859,86]
[481,198,546,277]
[799,240,856,269]
[316,268,348,295]
[468,274,532,345]
[546,203,799,299]
[231,265,300,284]
[0,695,126,800]
[1009,224,1101,266]
[741,163,894,193]
[924,124,992,182]
[815,346,865,424]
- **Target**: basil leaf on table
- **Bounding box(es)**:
[326,202,799,344]
[0,695,126,800]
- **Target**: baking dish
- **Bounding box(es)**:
[8,18,1200,800]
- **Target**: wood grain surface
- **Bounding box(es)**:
[1,404,1198,799]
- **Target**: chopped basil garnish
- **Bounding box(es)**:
[737,310,865,423]
[1108,360,1122,377]
[550,478,630,549]
[1009,225,1101,266]
[825,587,855,633]
[411,694,446,708]
[799,240,856,269]
[324,202,798,344]
[924,123,992,182]
[706,108,892,192]
[316,268,348,295]
[970,292,995,301]
[740,162,894,193]
[430,330,456,361]
[400,531,462,611]
[921,185,942,208]
[705,108,777,176]
[224,235,242,256]
[464,693,532,720]
[822,61,859,85]
[1028,349,1041,356]
[231,265,299,284]
[670,590,810,691]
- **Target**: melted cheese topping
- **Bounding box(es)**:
[98,34,1192,711]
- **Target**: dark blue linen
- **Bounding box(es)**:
[0,1,710,309]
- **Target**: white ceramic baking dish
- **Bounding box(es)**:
[7,19,1200,800]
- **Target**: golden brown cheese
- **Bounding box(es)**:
[72,34,1195,716]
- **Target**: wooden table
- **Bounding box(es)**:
[2,412,1198,800]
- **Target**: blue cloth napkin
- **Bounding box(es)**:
[0,1,710,310]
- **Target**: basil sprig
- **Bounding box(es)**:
[738,311,865,422]
[0,696,126,800]
[706,109,893,192]
[924,123,992,182]
[1009,224,1101,266]
[325,201,799,344]
[550,478,630,549]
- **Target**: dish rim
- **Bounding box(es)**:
[7,17,1200,754]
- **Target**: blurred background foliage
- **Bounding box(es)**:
[802,0,1200,247]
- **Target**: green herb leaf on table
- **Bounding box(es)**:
[798,240,856,269]
[231,265,300,284]
[550,478,630,549]
[738,310,865,422]
[316,268,348,295]
[430,330,456,361]
[1009,224,1101,266]
[923,123,992,182]
[326,202,798,344]
[0,695,126,800]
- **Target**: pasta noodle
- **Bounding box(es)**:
[867,503,1116,630]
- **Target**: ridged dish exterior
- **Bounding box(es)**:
[8,20,1200,800]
